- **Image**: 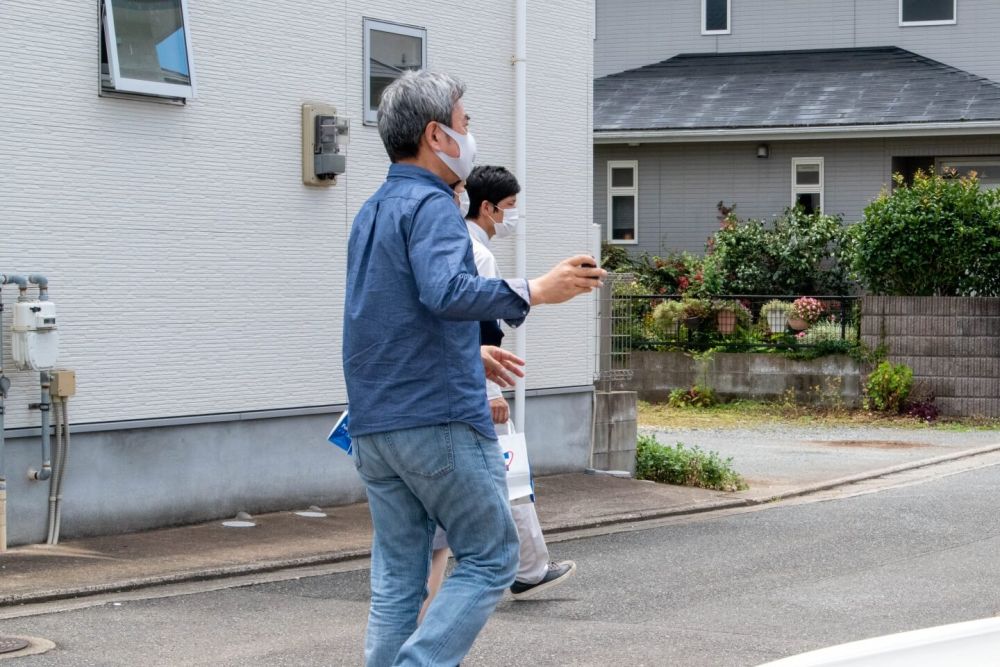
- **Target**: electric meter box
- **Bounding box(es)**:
[11,300,59,371]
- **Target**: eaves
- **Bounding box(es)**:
[593,121,1000,144]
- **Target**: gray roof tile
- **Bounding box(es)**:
[594,47,1000,132]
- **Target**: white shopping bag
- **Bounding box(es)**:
[498,421,533,502]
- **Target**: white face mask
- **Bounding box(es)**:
[492,207,519,239]
[458,191,470,217]
[435,123,477,181]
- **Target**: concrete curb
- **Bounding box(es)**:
[0,548,370,607]
[4,443,999,607]
[744,442,1000,505]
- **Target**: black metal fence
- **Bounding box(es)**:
[611,289,861,353]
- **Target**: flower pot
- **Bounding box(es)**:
[788,316,809,331]
[683,316,703,331]
[717,310,737,334]
[765,310,787,333]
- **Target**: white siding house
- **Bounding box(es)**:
[0,0,596,546]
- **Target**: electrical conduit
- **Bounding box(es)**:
[47,396,70,544]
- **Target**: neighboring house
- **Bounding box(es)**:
[593,0,1000,255]
[0,0,595,546]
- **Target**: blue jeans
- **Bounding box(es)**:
[354,422,519,667]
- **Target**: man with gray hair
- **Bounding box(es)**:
[343,69,604,666]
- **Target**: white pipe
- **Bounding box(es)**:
[51,397,69,545]
[47,398,62,544]
[513,0,527,433]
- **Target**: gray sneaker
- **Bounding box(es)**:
[509,560,577,600]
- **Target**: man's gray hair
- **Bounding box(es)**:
[378,70,466,163]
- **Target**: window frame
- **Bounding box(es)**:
[701,0,731,35]
[899,0,957,26]
[101,0,197,99]
[607,160,639,245]
[936,156,1000,188]
[363,18,428,126]
[791,157,825,213]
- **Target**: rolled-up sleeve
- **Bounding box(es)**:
[407,194,530,325]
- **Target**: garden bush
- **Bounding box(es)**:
[864,361,914,413]
[667,385,718,408]
[710,203,852,295]
[800,320,857,345]
[636,435,747,491]
[849,170,1000,296]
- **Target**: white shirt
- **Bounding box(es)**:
[467,221,504,401]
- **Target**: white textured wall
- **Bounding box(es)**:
[0,0,595,429]
[596,0,1000,81]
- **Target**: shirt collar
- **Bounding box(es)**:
[466,220,491,247]
[387,163,454,195]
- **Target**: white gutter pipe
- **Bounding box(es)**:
[513,0,527,433]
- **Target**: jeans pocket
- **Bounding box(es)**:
[385,424,455,479]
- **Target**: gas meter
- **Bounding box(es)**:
[11,300,59,371]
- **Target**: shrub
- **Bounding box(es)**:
[709,203,852,295]
[668,385,718,408]
[636,435,747,491]
[600,243,636,272]
[864,361,914,413]
[800,320,857,345]
[906,398,940,424]
[849,170,1000,296]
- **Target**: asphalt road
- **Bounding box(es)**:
[3,462,1000,666]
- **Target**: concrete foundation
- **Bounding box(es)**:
[2,388,593,547]
[627,351,861,406]
[592,391,638,475]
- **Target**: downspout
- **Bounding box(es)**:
[513,0,527,433]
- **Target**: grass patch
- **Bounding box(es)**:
[636,435,748,491]
[638,399,1000,431]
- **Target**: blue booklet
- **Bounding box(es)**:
[327,411,352,455]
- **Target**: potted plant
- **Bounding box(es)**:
[788,296,824,331]
[713,299,751,335]
[681,298,711,330]
[651,299,687,339]
[761,299,793,333]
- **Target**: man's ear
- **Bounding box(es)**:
[479,200,493,219]
[425,121,459,158]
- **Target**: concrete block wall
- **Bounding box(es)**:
[861,297,1000,418]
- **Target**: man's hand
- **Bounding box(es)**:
[528,255,607,305]
[489,396,510,424]
[481,346,525,388]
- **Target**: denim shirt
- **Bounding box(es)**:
[343,164,531,439]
